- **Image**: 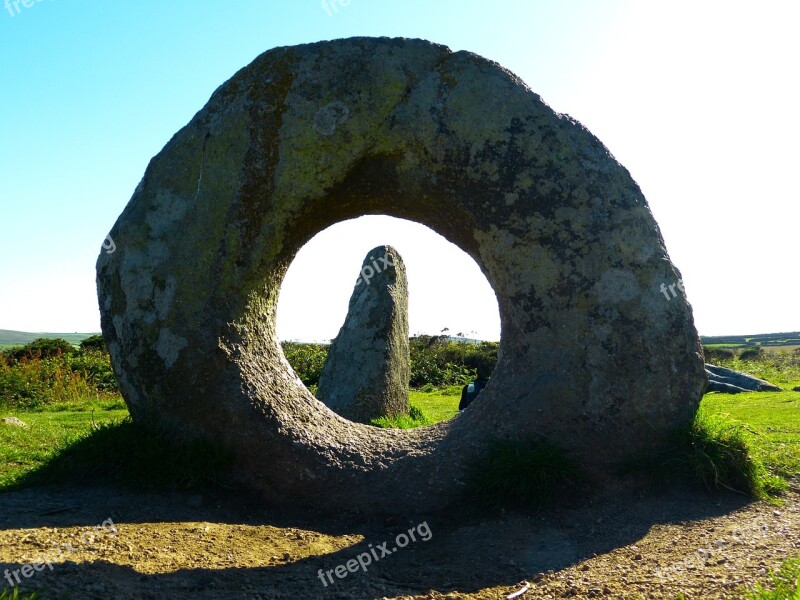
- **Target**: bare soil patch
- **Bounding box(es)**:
[1,480,798,599]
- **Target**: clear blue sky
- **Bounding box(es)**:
[1,1,797,340]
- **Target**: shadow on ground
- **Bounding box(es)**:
[0,478,755,599]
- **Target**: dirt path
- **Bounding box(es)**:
[1,480,798,599]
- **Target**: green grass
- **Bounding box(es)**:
[686,407,787,498]
[624,404,789,500]
[0,408,129,489]
[0,345,797,506]
[370,404,432,429]
[0,589,39,599]
[0,405,233,492]
[466,441,581,509]
[369,385,464,428]
[702,391,800,480]
[703,343,747,349]
[743,554,800,599]
[408,385,461,423]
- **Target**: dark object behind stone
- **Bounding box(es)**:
[459,377,489,411]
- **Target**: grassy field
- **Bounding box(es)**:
[702,391,800,479]
[409,385,462,422]
[701,331,800,347]
[0,405,128,489]
[1,340,799,493]
[2,382,798,493]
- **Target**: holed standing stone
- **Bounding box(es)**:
[317,245,410,423]
[97,37,706,513]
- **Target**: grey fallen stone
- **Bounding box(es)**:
[705,363,782,393]
[1,416,27,428]
[317,245,410,423]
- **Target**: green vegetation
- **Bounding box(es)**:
[370,385,464,429]
[281,336,499,391]
[370,404,432,429]
[0,338,118,411]
[0,588,39,600]
[409,385,462,422]
[619,349,800,500]
[635,407,787,500]
[466,441,581,509]
[0,408,128,489]
[701,331,800,348]
[4,337,75,362]
[743,554,800,599]
[281,342,328,391]
[1,336,798,506]
[15,417,232,491]
[1,411,232,492]
[409,335,497,388]
[702,391,800,481]
[0,338,231,492]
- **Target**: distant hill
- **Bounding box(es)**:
[700,331,800,347]
[0,329,100,347]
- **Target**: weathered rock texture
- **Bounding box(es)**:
[96,37,706,513]
[705,364,781,393]
[317,245,410,423]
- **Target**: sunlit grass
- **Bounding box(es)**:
[702,391,800,479]
[408,385,461,423]
[0,409,128,488]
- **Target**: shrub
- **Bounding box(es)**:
[5,338,74,362]
[739,346,764,360]
[703,346,735,362]
[409,336,498,388]
[280,337,500,390]
[0,338,120,411]
[281,342,328,388]
[68,352,118,392]
[79,334,108,353]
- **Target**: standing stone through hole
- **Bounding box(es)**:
[316,245,410,423]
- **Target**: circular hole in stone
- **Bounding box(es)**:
[276,215,500,426]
